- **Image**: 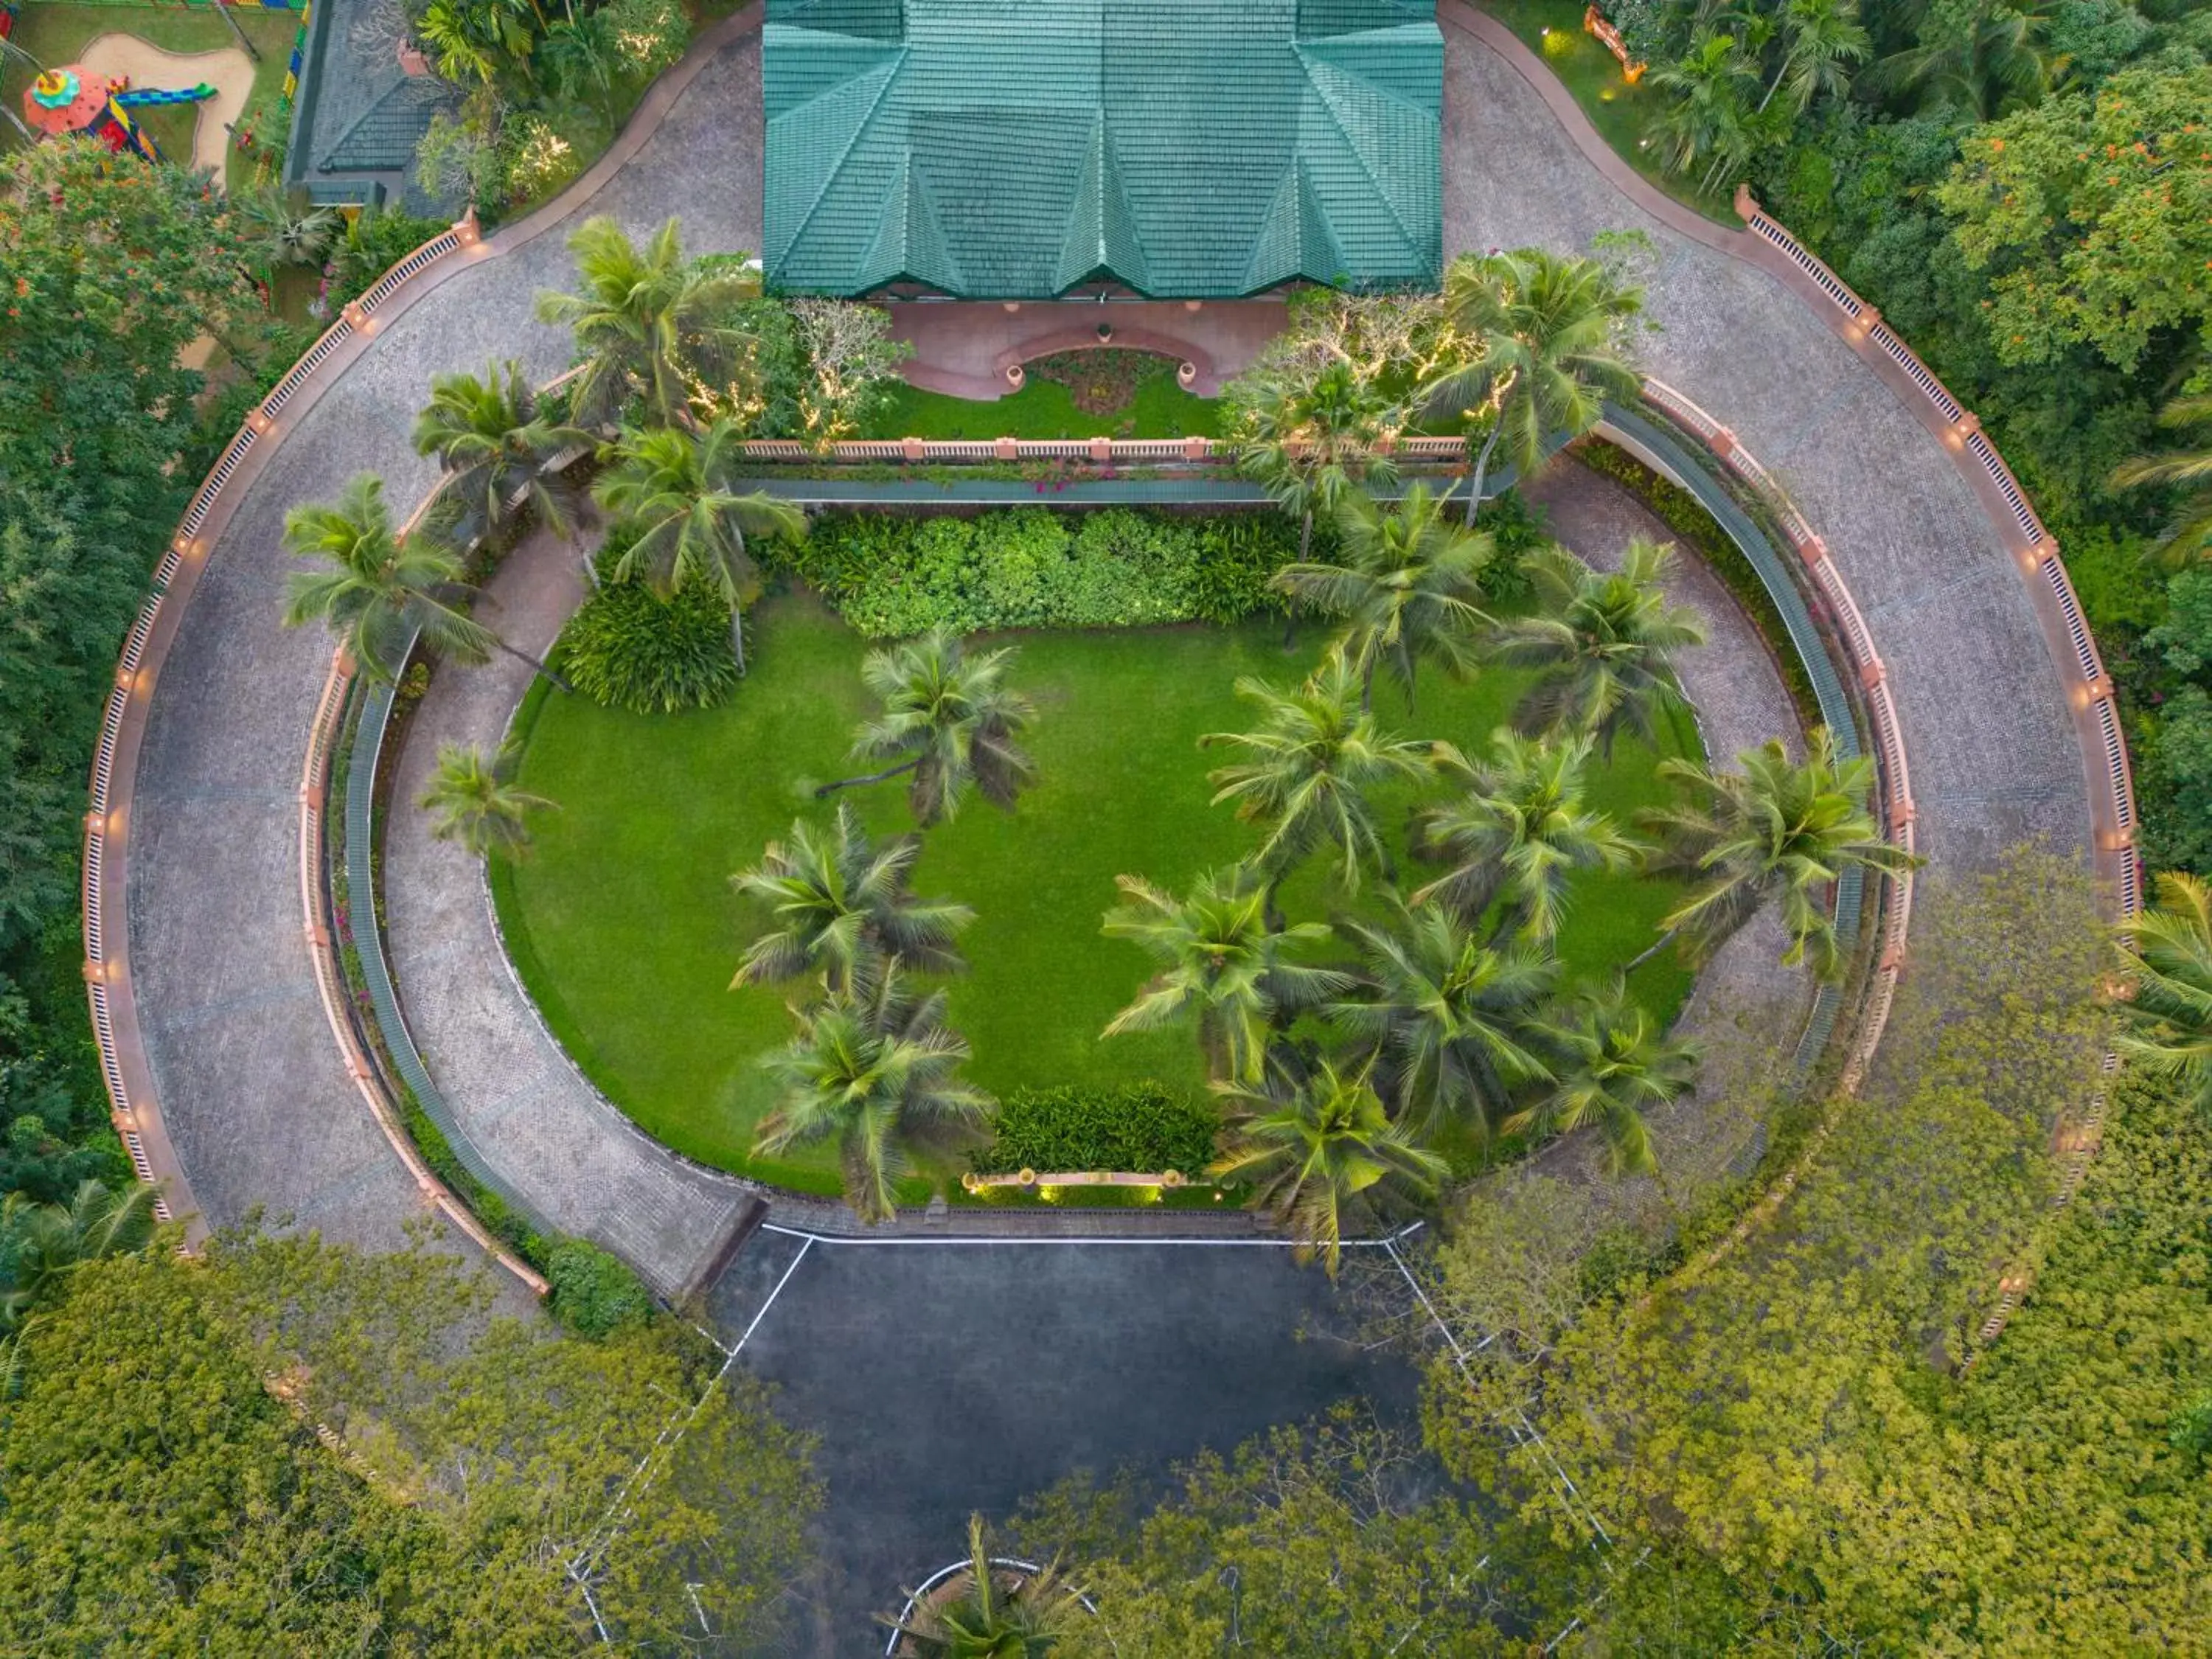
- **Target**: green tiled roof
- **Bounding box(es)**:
[763,0,1441,299]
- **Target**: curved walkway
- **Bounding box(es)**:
[117,9,2091,1287]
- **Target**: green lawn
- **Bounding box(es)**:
[866,370,1222,442]
[1478,0,1738,226]
[0,2,304,193]
[491,589,1697,1195]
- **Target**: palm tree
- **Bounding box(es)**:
[419,740,554,860]
[1868,0,2050,118]
[1650,34,1764,191]
[1488,540,1705,757]
[1269,484,1494,712]
[413,360,593,548]
[1330,900,1556,1141]
[2117,872,2212,1121]
[880,1514,1090,1658]
[1763,0,1871,112]
[1210,1057,1450,1274]
[1101,866,1348,1084]
[1507,981,1697,1178]
[817,631,1037,826]
[1232,359,1400,570]
[0,1180,160,1331]
[731,803,973,992]
[2111,394,2212,568]
[1425,248,1644,524]
[282,473,567,688]
[591,420,805,667]
[1413,728,1644,936]
[534,215,762,428]
[1200,653,1430,891]
[755,966,991,1224]
[1643,728,1922,981]
[238,186,341,273]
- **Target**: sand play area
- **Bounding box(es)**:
[76,32,251,183]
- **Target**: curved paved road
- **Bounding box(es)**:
[118,10,2091,1638]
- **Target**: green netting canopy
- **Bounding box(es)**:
[762,0,1443,299]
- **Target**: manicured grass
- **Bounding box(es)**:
[0,3,303,192]
[1478,0,1738,226]
[866,372,1222,442]
[493,589,1697,1193]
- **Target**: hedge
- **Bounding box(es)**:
[768,507,1312,636]
[970,1083,1222,1177]
[545,1239,655,1338]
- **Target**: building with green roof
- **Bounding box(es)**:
[762,0,1443,299]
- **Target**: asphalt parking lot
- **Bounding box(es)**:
[709,1227,1421,1652]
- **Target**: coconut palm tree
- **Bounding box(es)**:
[0,1180,160,1332]
[1764,0,1871,112]
[1200,652,1430,891]
[282,473,567,687]
[419,740,554,860]
[1507,981,1697,1178]
[1867,0,2051,119]
[755,966,991,1224]
[817,631,1037,826]
[1413,728,1644,936]
[413,359,593,548]
[534,215,762,428]
[880,1514,1090,1658]
[731,804,973,992]
[2111,394,2212,568]
[1330,900,1556,1141]
[1643,727,1922,981]
[1649,34,1764,189]
[238,185,341,274]
[1425,248,1644,524]
[1487,540,1705,757]
[1210,1056,1450,1274]
[591,420,804,667]
[1232,359,1400,571]
[1102,866,1349,1084]
[2117,871,2212,1121]
[1268,484,1494,712]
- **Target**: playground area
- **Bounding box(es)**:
[1,1,294,189]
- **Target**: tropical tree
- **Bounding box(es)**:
[534,215,762,428]
[1867,0,2051,119]
[1330,900,1556,1141]
[2111,394,2212,567]
[1200,652,1430,891]
[1413,727,1643,935]
[590,420,805,666]
[1269,484,1493,712]
[418,740,553,860]
[0,1180,159,1331]
[281,473,565,686]
[880,1514,1090,1658]
[2117,871,2212,1120]
[1231,359,1400,566]
[731,803,972,992]
[416,0,538,87]
[1649,34,1764,189]
[1101,866,1348,1084]
[755,965,991,1223]
[1764,0,1871,112]
[1210,1057,1450,1274]
[413,358,592,547]
[237,186,340,274]
[1506,981,1697,1177]
[1643,727,1922,980]
[1425,248,1644,523]
[1488,539,1704,756]
[817,630,1037,825]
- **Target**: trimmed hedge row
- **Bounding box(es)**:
[767,507,1313,636]
[970,1083,1222,1178]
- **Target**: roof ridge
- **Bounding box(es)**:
[768,39,909,277]
[1293,51,1421,261]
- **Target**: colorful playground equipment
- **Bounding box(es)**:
[23,63,214,164]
